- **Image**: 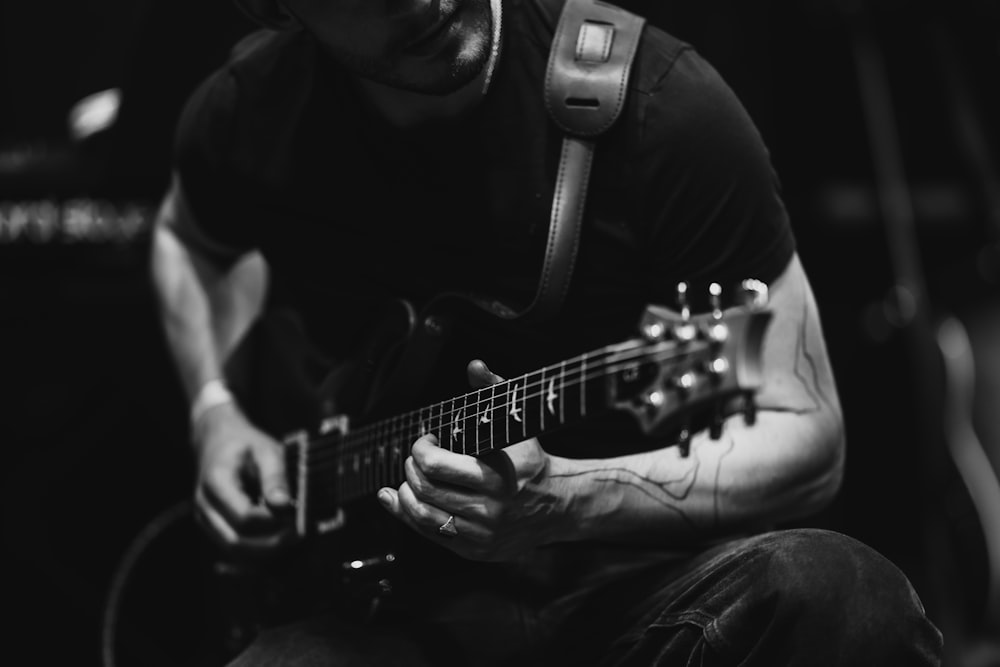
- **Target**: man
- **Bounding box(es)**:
[151,0,943,664]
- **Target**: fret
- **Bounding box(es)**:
[463,393,474,454]
[507,377,526,442]
[520,375,528,440]
[462,391,474,455]
[425,403,442,444]
[418,406,429,439]
[488,384,495,450]
[559,360,566,424]
[475,385,494,455]
[539,367,545,432]
[377,418,389,489]
[515,372,536,442]
[447,397,461,454]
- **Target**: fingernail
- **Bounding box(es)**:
[269,488,289,504]
[377,489,392,508]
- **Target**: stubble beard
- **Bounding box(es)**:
[333,1,494,95]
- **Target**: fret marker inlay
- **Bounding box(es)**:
[509,384,523,423]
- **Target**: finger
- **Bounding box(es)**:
[195,488,295,553]
[466,359,504,388]
[395,482,487,542]
[376,487,401,519]
[404,455,493,517]
[254,439,292,509]
[202,465,282,535]
[410,440,506,494]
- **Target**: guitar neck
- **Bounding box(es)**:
[291,338,662,524]
[286,298,770,535]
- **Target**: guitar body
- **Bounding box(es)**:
[103,291,772,666]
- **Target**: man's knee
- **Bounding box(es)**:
[731,529,943,665]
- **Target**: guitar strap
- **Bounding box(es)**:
[487,0,646,325]
[358,0,646,415]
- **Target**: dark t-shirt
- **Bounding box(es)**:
[176,0,793,355]
[173,0,796,589]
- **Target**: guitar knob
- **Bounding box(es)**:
[741,278,769,307]
[706,357,729,379]
[705,322,729,344]
[642,321,667,341]
[672,322,698,343]
[673,371,697,396]
[644,390,665,407]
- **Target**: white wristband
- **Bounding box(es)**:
[190,378,234,426]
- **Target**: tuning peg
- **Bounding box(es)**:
[742,392,757,426]
[643,389,666,408]
[709,404,725,440]
[642,320,667,341]
[676,282,691,320]
[673,371,697,397]
[673,282,698,343]
[740,279,769,308]
[706,357,729,380]
[677,424,691,457]
[709,282,723,320]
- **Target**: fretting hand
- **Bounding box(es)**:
[377,360,568,561]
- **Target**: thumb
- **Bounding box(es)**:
[466,359,504,388]
[257,441,291,508]
[377,487,401,517]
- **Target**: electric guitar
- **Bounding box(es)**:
[101,282,772,667]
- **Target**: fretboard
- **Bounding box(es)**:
[291,336,673,524]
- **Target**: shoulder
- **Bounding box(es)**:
[188,28,318,124]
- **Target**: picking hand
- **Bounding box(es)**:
[192,401,296,556]
[377,360,567,561]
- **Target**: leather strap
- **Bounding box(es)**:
[544,0,646,139]
[511,0,644,324]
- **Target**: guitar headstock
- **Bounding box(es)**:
[609,280,772,453]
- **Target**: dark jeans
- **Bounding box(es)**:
[228,529,943,666]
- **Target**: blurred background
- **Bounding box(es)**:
[1,0,998,665]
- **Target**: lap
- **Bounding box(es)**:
[227,529,942,667]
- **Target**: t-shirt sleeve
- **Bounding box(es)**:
[634,45,795,307]
[172,65,261,256]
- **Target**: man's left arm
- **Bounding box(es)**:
[380,252,845,560]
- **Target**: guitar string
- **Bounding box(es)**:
[299,344,725,502]
[301,347,702,507]
[320,336,708,456]
[302,338,706,466]
[302,342,713,481]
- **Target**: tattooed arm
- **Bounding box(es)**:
[379,252,845,559]
[540,252,844,543]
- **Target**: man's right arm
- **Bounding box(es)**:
[150,174,294,552]
[151,173,266,397]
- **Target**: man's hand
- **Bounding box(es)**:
[192,402,296,555]
[377,360,568,561]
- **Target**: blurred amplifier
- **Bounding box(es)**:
[0,198,152,245]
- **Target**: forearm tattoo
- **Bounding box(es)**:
[789,298,835,414]
[549,296,838,534]
[551,433,736,531]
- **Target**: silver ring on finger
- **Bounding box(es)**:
[437,514,458,538]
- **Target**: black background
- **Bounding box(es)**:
[2,0,999,664]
